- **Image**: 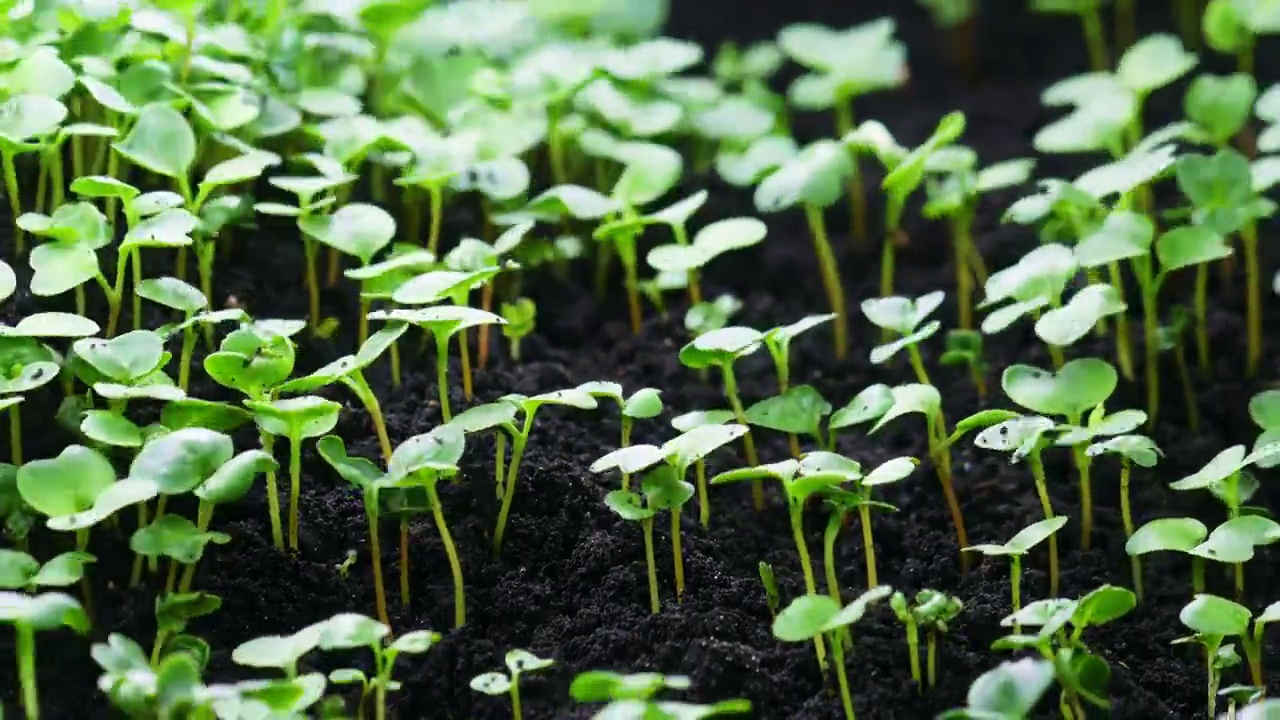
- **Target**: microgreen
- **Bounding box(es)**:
[471,649,555,720]
[890,590,963,692]
[321,614,440,720]
[820,456,914,592]
[1,591,89,719]
[1176,594,1257,717]
[298,203,396,334]
[761,314,835,393]
[1086,435,1162,600]
[861,290,943,373]
[500,298,536,362]
[939,329,987,399]
[569,669,751,719]
[773,587,893,719]
[940,657,1056,720]
[599,465,684,614]
[0,550,95,593]
[0,94,69,254]
[246,396,341,553]
[645,216,766,307]
[964,517,1068,631]
[578,382,664,493]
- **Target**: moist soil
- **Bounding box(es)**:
[4,1,1280,718]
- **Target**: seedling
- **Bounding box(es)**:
[245,397,341,552]
[862,291,943,373]
[369,307,505,421]
[752,140,852,357]
[940,657,1056,720]
[670,409,736,525]
[980,242,1078,369]
[471,649,555,720]
[0,335,62,465]
[845,112,967,299]
[578,382,664,492]
[964,517,1068,631]
[746,384,831,458]
[601,465,681,614]
[645,216,766,307]
[317,436,394,626]
[812,454,916,590]
[0,550,95,593]
[923,149,1035,328]
[1086,435,1162,599]
[0,95,68,254]
[939,329,987,399]
[680,327,765,508]
[778,18,907,244]
[0,591,89,720]
[891,590,963,692]
[773,587,893,719]
[1185,73,1258,148]
[500,298,536,361]
[298,203,397,338]
[762,314,835,392]
[759,561,781,618]
[1176,594,1256,718]
[569,669,750,718]
[385,426,466,626]
[319,614,440,720]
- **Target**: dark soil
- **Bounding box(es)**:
[4,1,1280,718]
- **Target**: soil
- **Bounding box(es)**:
[3,1,1280,719]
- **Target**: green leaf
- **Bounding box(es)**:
[316,436,382,492]
[970,516,1067,556]
[1073,585,1136,628]
[137,278,207,315]
[754,140,852,212]
[1086,434,1163,467]
[1170,445,1249,490]
[0,549,38,589]
[883,112,967,201]
[299,204,396,265]
[678,327,763,369]
[128,428,235,495]
[390,629,441,654]
[610,142,683,207]
[317,612,390,650]
[1126,517,1208,555]
[974,416,1056,461]
[603,489,655,521]
[671,410,736,433]
[29,241,98,297]
[1003,359,1117,418]
[717,135,799,187]
[0,95,68,145]
[112,104,195,179]
[1156,225,1232,271]
[160,399,251,433]
[1035,284,1126,348]
[388,425,465,481]
[30,552,95,588]
[3,312,98,338]
[1186,73,1257,143]
[745,385,830,436]
[130,514,229,563]
[662,424,748,470]
[830,384,894,430]
[773,594,840,641]
[74,331,166,383]
[81,411,143,448]
[861,291,944,336]
[962,658,1056,716]
[1181,594,1252,637]
[1074,211,1155,268]
[46,478,158,532]
[638,464,694,511]
[869,384,942,434]
[622,389,663,419]
[17,445,116,518]
[201,152,280,191]
[470,672,511,695]
[247,397,342,442]
[0,591,88,632]
[863,457,918,486]
[195,450,276,506]
[1117,33,1197,94]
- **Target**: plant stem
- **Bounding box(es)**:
[790,505,828,671]
[833,98,867,249]
[178,502,214,593]
[478,283,494,370]
[366,494,391,629]
[1026,450,1059,597]
[824,513,842,604]
[261,432,284,550]
[858,504,878,588]
[495,433,506,499]
[1116,0,1136,52]
[1177,336,1199,432]
[425,479,465,628]
[288,438,302,552]
[696,461,710,528]
[1192,556,1206,594]
[435,338,451,422]
[129,502,148,587]
[906,620,922,690]
[303,238,321,330]
[1073,444,1093,550]
[1142,286,1160,428]
[400,519,410,606]
[1082,8,1110,71]
[954,218,975,329]
[427,185,443,255]
[131,251,143,331]
[622,250,643,336]
[4,152,23,255]
[803,204,848,359]
[10,403,21,466]
[832,636,857,720]
[17,624,37,720]
[1108,263,1135,380]
[1243,220,1262,376]
[390,341,401,388]
[1010,555,1022,633]
[458,330,473,401]
[643,517,660,614]
[511,681,523,720]
[671,508,685,602]
[927,632,938,690]
[723,366,763,511]
[493,422,532,556]
[1118,460,1144,603]
[1195,263,1210,374]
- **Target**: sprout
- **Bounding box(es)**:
[0,591,89,718]
[679,327,764,508]
[386,425,466,626]
[320,614,440,720]
[569,669,750,719]
[1185,73,1258,147]
[500,298,536,362]
[981,242,1078,369]
[778,18,907,245]
[317,436,392,626]
[471,649,555,720]
[772,587,892,720]
[0,95,68,253]
[964,517,1068,632]
[845,112,967,299]
[600,465,683,614]
[925,148,1037,328]
[752,140,852,357]
[299,203,396,336]
[0,550,95,593]
[861,290,943,372]
[0,335,62,465]
[761,314,835,393]
[1086,435,1162,600]
[1176,594,1256,718]
[890,590,963,692]
[669,409,736,525]
[817,454,916,590]
[578,382,664,493]
[645,216,767,307]
[246,396,342,552]
[1129,515,1280,596]
[939,329,987,399]
[1002,358,1120,548]
[758,561,781,618]
[940,658,1056,720]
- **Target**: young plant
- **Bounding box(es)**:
[940,658,1056,720]
[298,203,397,339]
[939,329,987,399]
[923,150,1035,329]
[679,327,765,509]
[759,561,781,618]
[1128,515,1280,597]
[645,216,767,307]
[599,465,684,614]
[569,669,750,718]
[578,382,664,492]
[0,550,95,593]
[0,591,89,719]
[964,517,1068,631]
[245,397,342,552]
[777,18,907,245]
[471,649,555,720]
[317,436,394,626]
[1176,594,1255,718]
[746,384,832,458]
[844,112,967,299]
[772,587,893,720]
[752,141,852,357]
[0,95,68,254]
[385,426,466,627]
[862,290,943,371]
[814,454,917,590]
[0,335,64,465]
[1085,435,1162,600]
[762,314,835,392]
[318,614,440,720]
[890,589,964,692]
[1185,73,1258,149]
[670,410,737,525]
[500,298,536,362]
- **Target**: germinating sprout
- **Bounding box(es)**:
[246,396,341,553]
[500,298,536,362]
[861,290,943,371]
[761,313,835,393]
[890,589,963,693]
[1129,515,1280,597]
[319,613,440,720]
[645,216,766,307]
[471,649,556,720]
[964,516,1068,632]
[1175,594,1264,718]
[0,550,95,593]
[746,384,832,458]
[669,409,737,525]
[813,454,917,591]
[1185,72,1258,147]
[1086,435,1162,600]
[1,591,89,719]
[578,381,665,492]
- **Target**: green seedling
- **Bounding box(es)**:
[151,590,221,666]
[69,331,186,440]
[0,591,89,720]
[130,516,229,595]
[762,314,835,393]
[345,246,437,388]
[0,94,68,254]
[600,465,688,614]
[0,335,62,465]
[1175,150,1270,376]
[578,382,664,492]
[645,216,767,307]
[1086,435,1162,600]
[814,454,916,590]
[369,307,505,421]
[1176,594,1256,718]
[1130,515,1280,596]
[980,242,1078,369]
[964,517,1068,632]
[1250,390,1280,469]
[752,140,852,357]
[245,397,342,552]
[299,203,397,338]
[500,298,536,362]
[319,613,440,720]
[891,590,963,692]
[679,327,764,508]
[778,18,907,245]
[670,409,737,524]
[692,96,777,175]
[1203,0,1280,76]
[923,149,1035,329]
[685,294,743,339]
[471,649,556,720]
[335,550,358,579]
[746,384,831,458]
[0,550,95,593]
[773,587,893,720]
[317,436,394,626]
[569,669,750,719]
[1219,685,1266,719]
[939,657,1056,720]
[862,290,943,373]
[491,388,599,555]
[845,112,967,299]
[1002,359,1120,548]
[599,191,709,304]
[759,561,781,618]
[939,329,988,399]
[1185,73,1258,148]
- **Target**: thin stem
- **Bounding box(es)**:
[390,341,401,388]
[1027,450,1059,597]
[1195,263,1210,374]
[495,433,506,499]
[458,330,473,401]
[17,625,38,720]
[1243,221,1262,376]
[1142,285,1160,428]
[833,98,867,249]
[791,505,828,670]
[954,218,974,329]
[696,461,710,528]
[129,501,148,587]
[880,228,897,300]
[824,513,842,604]
[511,681,523,720]
[493,426,531,556]
[427,185,443,255]
[366,494,390,628]
[927,632,938,690]
[179,328,195,392]
[131,250,143,331]
[621,418,634,492]
[478,283,494,370]
[358,299,370,347]
[803,204,848,359]
[178,502,214,593]
[1082,8,1110,71]
[435,337,451,422]
[643,518,660,614]
[622,250,643,336]
[1107,262,1135,380]
[1116,0,1136,52]
[288,438,302,552]
[261,432,284,550]
[10,403,20,466]
[4,152,24,254]
[858,504,878,588]
[906,621,922,689]
[832,638,856,720]
[303,238,321,330]
[1011,555,1022,633]
[1073,445,1093,550]
[425,480,465,628]
[671,508,685,602]
[1193,556,1205,594]
[723,366,763,511]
